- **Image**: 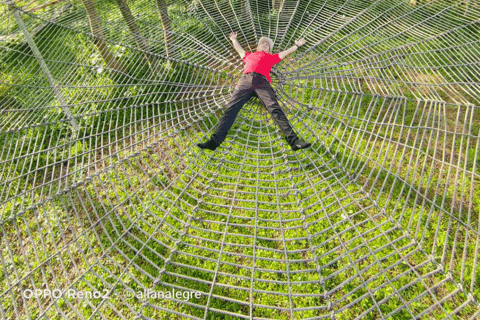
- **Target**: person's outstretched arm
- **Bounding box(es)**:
[279,38,306,60]
[230,32,246,59]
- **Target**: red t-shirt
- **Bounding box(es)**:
[242,51,282,83]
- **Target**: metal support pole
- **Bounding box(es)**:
[5,0,79,132]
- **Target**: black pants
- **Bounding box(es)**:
[211,72,297,145]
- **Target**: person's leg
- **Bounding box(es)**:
[198,75,254,150]
[254,76,310,150]
[254,77,296,143]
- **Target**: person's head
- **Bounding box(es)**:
[257,37,274,53]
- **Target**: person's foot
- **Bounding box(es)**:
[197,138,219,151]
[290,138,311,151]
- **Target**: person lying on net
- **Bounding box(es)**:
[197,32,311,152]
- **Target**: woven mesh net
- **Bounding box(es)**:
[1,0,479,319]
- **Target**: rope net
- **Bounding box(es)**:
[0,0,479,318]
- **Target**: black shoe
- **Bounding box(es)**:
[291,139,311,151]
[197,138,219,151]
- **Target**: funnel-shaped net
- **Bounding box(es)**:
[1,0,479,319]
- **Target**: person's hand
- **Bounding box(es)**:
[229,32,237,41]
[294,38,306,47]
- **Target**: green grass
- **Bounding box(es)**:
[2,113,478,318]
